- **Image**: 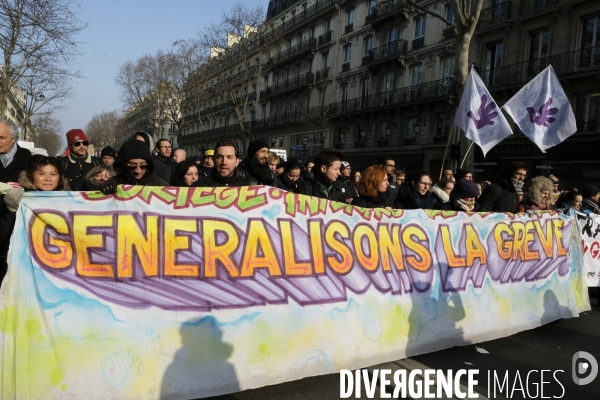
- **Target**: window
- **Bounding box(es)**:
[322,52,329,68]
[341,85,348,102]
[415,16,426,38]
[446,6,455,26]
[388,27,399,43]
[383,72,394,91]
[436,114,451,137]
[581,16,600,68]
[348,9,354,25]
[368,0,377,15]
[364,35,373,56]
[406,118,416,140]
[485,42,503,70]
[337,128,345,144]
[529,29,550,62]
[441,57,455,79]
[410,64,423,85]
[293,97,299,111]
[325,19,331,32]
[379,122,389,141]
[575,93,600,132]
[356,124,367,142]
[344,45,352,63]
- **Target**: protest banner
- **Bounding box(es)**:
[575,211,600,287]
[0,186,589,399]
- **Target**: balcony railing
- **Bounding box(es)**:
[365,0,407,26]
[280,0,338,33]
[331,77,456,115]
[315,67,330,82]
[342,62,350,72]
[272,37,317,67]
[520,0,559,16]
[481,45,600,88]
[362,39,408,66]
[260,72,315,98]
[412,37,425,51]
[345,23,354,34]
[442,27,455,41]
[318,30,333,47]
[199,93,257,117]
[477,1,511,30]
[253,104,339,130]
[179,122,252,143]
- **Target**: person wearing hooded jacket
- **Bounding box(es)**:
[478,161,528,213]
[132,131,166,180]
[237,139,277,186]
[296,149,345,202]
[0,155,70,283]
[351,165,394,208]
[449,179,480,212]
[580,184,600,215]
[275,158,303,192]
[100,140,168,194]
[517,176,555,212]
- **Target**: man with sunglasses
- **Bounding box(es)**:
[60,129,100,191]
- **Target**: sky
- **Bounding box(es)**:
[52,0,266,138]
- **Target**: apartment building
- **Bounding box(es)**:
[471,0,600,187]
[178,0,600,185]
[123,99,179,149]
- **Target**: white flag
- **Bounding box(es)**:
[502,65,577,153]
[454,67,513,157]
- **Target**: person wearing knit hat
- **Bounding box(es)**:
[337,161,356,204]
[99,140,168,194]
[517,176,554,212]
[449,179,480,212]
[60,129,101,191]
[237,139,276,186]
[454,168,473,181]
[581,184,600,215]
[100,146,117,167]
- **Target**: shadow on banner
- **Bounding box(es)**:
[160,316,239,399]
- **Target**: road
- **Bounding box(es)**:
[206,297,600,400]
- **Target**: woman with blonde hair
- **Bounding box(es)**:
[351,165,394,209]
[518,176,555,212]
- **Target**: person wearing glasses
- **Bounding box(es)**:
[100,140,168,194]
[154,139,175,183]
[60,129,100,191]
[394,171,438,210]
[378,157,400,202]
[478,161,528,213]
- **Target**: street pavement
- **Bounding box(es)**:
[206,298,600,400]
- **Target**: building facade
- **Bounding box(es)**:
[177,0,600,187]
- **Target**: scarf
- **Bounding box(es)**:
[308,170,334,198]
[155,154,172,166]
[455,198,475,212]
[241,157,273,185]
[583,198,599,212]
[279,173,298,191]
[512,179,524,194]
[69,152,88,164]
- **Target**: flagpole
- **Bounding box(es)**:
[439,125,455,181]
[460,141,474,168]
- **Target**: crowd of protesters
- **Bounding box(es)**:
[0,120,599,284]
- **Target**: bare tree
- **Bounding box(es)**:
[30,112,63,156]
[85,110,127,154]
[0,0,85,115]
[196,2,268,153]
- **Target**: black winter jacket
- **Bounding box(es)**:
[0,145,31,184]
[276,174,302,192]
[197,168,254,187]
[352,192,394,209]
[238,157,277,186]
[394,185,438,210]
[60,152,101,191]
[105,140,168,188]
[478,178,519,213]
[296,172,345,202]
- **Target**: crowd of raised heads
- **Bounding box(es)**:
[0,120,598,281]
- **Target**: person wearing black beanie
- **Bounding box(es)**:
[100,146,117,167]
[581,184,600,214]
[238,139,277,186]
[100,140,168,194]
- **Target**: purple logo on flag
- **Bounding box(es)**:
[467,94,498,129]
[526,98,558,127]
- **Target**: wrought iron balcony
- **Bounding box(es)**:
[412,37,425,51]
[332,77,456,115]
[231,65,259,84]
[259,72,315,98]
[318,30,333,47]
[178,122,252,143]
[272,37,317,67]
[341,62,350,72]
[477,1,511,30]
[363,39,408,66]
[481,45,600,89]
[345,23,354,34]
[520,0,559,16]
[253,104,339,130]
[365,0,408,27]
[280,0,338,34]
[442,27,455,41]
[199,93,257,117]
[315,67,330,82]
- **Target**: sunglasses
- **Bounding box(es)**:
[126,163,148,171]
[73,141,89,147]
